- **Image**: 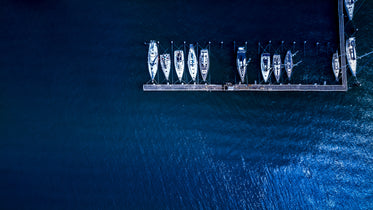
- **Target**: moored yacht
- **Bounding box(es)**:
[236,47,247,83]
[174,50,185,81]
[344,0,355,21]
[346,37,357,77]
[188,44,198,82]
[261,53,271,83]
[273,54,282,83]
[285,50,293,79]
[147,40,158,82]
[199,49,209,82]
[160,54,171,81]
[332,51,340,81]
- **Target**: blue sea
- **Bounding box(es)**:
[0,0,372,209]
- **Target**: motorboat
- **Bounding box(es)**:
[160,54,171,81]
[261,53,271,83]
[273,54,282,83]
[174,50,185,81]
[199,49,209,82]
[346,37,357,77]
[344,0,355,21]
[332,51,340,81]
[285,50,293,79]
[188,44,198,81]
[236,47,247,83]
[147,40,158,82]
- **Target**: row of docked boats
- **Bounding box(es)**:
[332,37,357,81]
[235,38,357,84]
[149,37,358,85]
[147,40,209,83]
[236,47,295,83]
[259,39,358,84]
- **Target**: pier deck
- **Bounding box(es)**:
[143,84,347,92]
[143,0,348,92]
[338,0,348,91]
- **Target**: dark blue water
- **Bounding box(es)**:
[1,0,372,209]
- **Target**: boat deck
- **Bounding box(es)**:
[143,0,348,92]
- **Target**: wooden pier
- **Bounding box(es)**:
[143,83,347,92]
[338,0,348,91]
[143,0,348,92]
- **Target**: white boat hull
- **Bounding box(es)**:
[147,40,158,82]
[344,0,355,21]
[174,50,185,81]
[188,44,198,81]
[160,54,171,81]
[332,52,340,81]
[199,49,209,82]
[236,47,247,83]
[261,53,271,83]
[346,37,357,77]
[285,50,293,79]
[273,54,282,83]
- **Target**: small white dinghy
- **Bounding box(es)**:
[261,53,271,83]
[273,54,282,83]
[160,54,171,81]
[346,37,357,77]
[199,49,209,82]
[188,44,198,82]
[285,50,293,80]
[332,51,340,81]
[174,50,185,81]
[147,40,158,82]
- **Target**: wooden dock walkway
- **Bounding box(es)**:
[143,83,347,92]
[143,0,348,92]
[338,0,348,91]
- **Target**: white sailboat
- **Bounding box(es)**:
[285,50,293,79]
[273,54,282,83]
[236,47,247,83]
[160,54,171,81]
[332,51,340,81]
[188,44,198,82]
[344,0,355,21]
[199,49,209,82]
[174,50,185,81]
[346,37,357,77]
[261,53,271,83]
[147,40,158,82]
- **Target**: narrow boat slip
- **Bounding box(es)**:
[285,50,293,80]
[160,54,171,81]
[332,51,340,81]
[261,53,271,83]
[344,0,355,20]
[188,44,198,81]
[174,50,185,81]
[199,49,209,82]
[273,54,282,83]
[346,37,357,77]
[236,47,247,83]
[147,40,158,82]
